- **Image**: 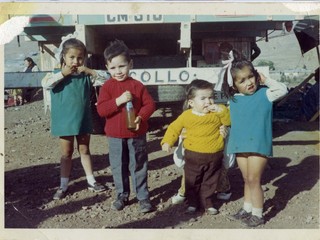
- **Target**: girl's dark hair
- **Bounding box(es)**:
[60,38,87,67]
[104,39,131,64]
[183,79,213,110]
[222,54,260,100]
[24,57,36,69]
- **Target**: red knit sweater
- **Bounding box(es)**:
[97,77,155,138]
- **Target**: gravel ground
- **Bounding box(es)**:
[2,14,319,240]
[2,92,319,238]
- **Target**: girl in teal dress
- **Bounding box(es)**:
[216,49,287,227]
[42,36,107,200]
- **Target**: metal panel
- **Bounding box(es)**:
[23,14,300,27]
[4,72,51,88]
[4,67,269,88]
[187,15,299,23]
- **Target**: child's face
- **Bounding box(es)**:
[106,55,132,82]
[188,88,214,114]
[63,48,85,69]
[233,66,258,95]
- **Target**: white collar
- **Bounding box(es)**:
[192,109,206,116]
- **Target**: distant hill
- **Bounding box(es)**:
[255,31,318,72]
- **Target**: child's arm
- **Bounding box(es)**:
[77,66,109,86]
[135,86,156,130]
[259,73,288,102]
[96,83,129,118]
[160,114,184,152]
[208,104,231,126]
[42,63,76,89]
[41,71,65,90]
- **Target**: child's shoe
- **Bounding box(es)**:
[242,215,264,227]
[111,197,128,211]
[217,191,232,200]
[229,208,251,221]
[185,206,197,214]
[88,182,106,192]
[171,193,186,204]
[139,199,153,213]
[206,207,219,215]
[53,188,68,200]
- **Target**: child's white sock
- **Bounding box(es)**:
[252,207,263,218]
[60,177,69,191]
[243,202,252,213]
[86,175,96,186]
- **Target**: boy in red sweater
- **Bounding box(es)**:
[97,40,156,213]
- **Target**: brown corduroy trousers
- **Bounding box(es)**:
[184,149,223,209]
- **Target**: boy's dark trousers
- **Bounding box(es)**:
[108,134,149,201]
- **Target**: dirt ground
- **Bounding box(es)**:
[2,89,319,232]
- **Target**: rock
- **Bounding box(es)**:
[306,216,313,223]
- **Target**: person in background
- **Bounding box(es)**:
[23,57,39,72]
[23,57,40,103]
[250,41,261,62]
[217,50,287,227]
[97,40,156,213]
[42,36,107,200]
[161,79,230,215]
[11,57,39,106]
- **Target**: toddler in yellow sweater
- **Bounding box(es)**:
[161,79,230,215]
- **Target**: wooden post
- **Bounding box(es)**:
[309,111,320,122]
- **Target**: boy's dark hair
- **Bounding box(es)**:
[221,57,260,100]
[183,79,214,110]
[60,38,87,67]
[104,39,131,64]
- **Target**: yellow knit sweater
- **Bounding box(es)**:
[161,105,230,154]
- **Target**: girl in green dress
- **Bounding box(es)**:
[42,36,107,200]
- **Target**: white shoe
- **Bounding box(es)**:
[207,207,219,215]
[171,193,186,204]
[217,192,232,200]
[185,206,197,214]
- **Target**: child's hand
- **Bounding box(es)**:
[61,63,76,76]
[208,104,223,113]
[181,128,187,139]
[134,116,142,131]
[219,125,229,138]
[77,66,96,76]
[162,143,172,153]
[259,72,267,85]
[116,91,132,106]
